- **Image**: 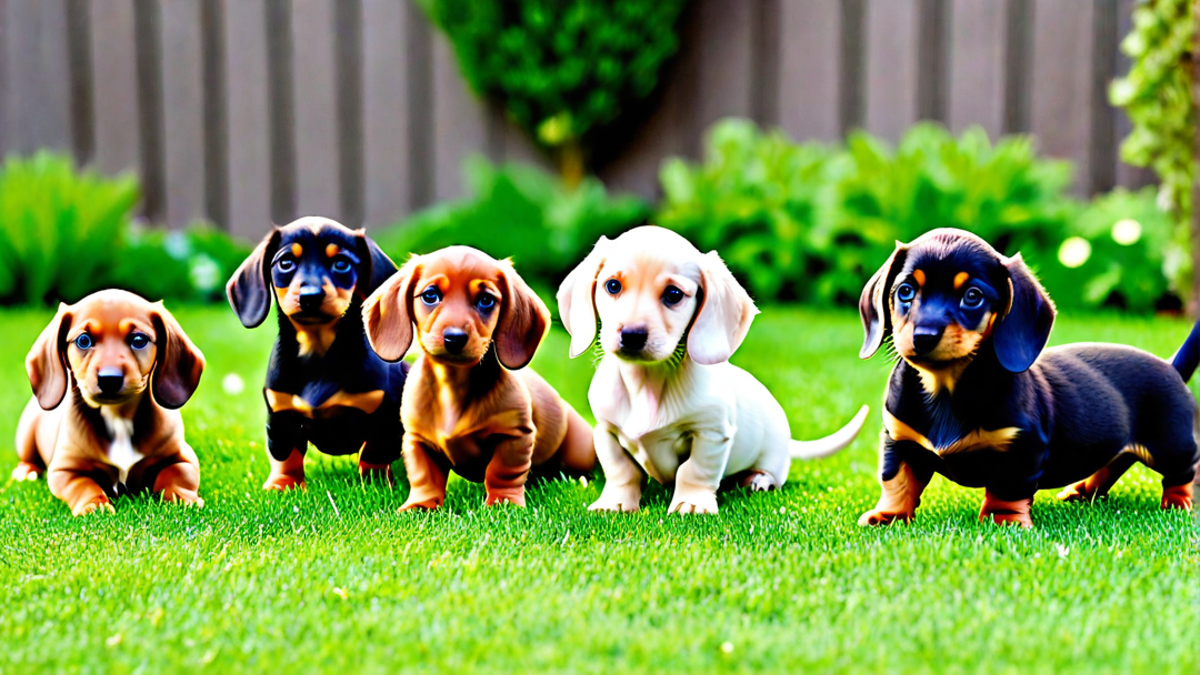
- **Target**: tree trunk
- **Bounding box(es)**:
[1192,0,1199,315]
[558,138,585,190]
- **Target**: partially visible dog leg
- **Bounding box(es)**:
[153,445,204,507]
[589,423,644,513]
[735,469,778,492]
[263,448,307,491]
[554,406,596,475]
[484,434,534,507]
[399,439,449,511]
[1057,452,1139,503]
[1161,482,1193,510]
[858,462,927,526]
[48,467,115,516]
[13,400,45,481]
[979,491,1033,528]
[358,440,396,487]
[669,430,730,515]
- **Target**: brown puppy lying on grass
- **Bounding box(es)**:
[363,246,594,510]
[14,290,205,515]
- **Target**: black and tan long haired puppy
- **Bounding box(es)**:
[858,228,1200,527]
[226,216,408,490]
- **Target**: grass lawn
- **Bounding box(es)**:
[0,305,1197,674]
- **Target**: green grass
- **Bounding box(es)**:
[0,306,1197,674]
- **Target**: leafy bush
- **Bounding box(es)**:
[373,157,650,296]
[108,223,253,303]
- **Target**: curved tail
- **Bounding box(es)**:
[789,404,870,461]
[1170,318,1200,382]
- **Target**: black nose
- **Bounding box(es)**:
[912,326,944,355]
[97,369,124,395]
[620,327,648,352]
[443,329,467,354]
[299,286,324,311]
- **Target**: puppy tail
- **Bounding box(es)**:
[1170,318,1200,383]
[789,405,870,461]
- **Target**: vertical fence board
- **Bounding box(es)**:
[777,0,841,142]
[864,0,919,143]
[947,0,1006,138]
[362,0,410,229]
[89,0,141,174]
[160,0,206,228]
[3,0,72,155]
[1029,0,1094,194]
[222,0,272,239]
[291,0,341,220]
[684,0,755,153]
[431,32,488,202]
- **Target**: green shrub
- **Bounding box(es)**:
[108,223,253,304]
[373,157,650,297]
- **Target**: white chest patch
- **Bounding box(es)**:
[101,407,142,486]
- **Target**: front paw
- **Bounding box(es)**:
[857,508,914,526]
[398,492,444,512]
[263,473,306,491]
[11,462,41,481]
[588,486,641,513]
[484,488,526,507]
[668,489,718,515]
[358,461,394,487]
[160,486,205,508]
[73,495,115,517]
[1056,481,1103,503]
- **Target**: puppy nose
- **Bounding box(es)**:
[443,329,467,354]
[620,327,649,352]
[299,285,324,311]
[912,326,944,355]
[97,367,124,395]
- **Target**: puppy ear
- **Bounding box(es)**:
[496,262,550,370]
[226,229,281,328]
[26,303,73,410]
[355,231,399,295]
[557,237,611,358]
[992,253,1055,373]
[149,304,206,409]
[859,243,908,359]
[687,251,759,366]
[362,256,420,362]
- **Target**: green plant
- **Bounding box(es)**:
[423,0,689,185]
[373,156,650,297]
[108,223,253,304]
[0,152,140,305]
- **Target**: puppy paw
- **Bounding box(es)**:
[857,509,913,526]
[263,473,306,491]
[742,472,778,492]
[358,461,394,487]
[1161,483,1193,510]
[979,494,1033,528]
[668,491,719,515]
[11,462,41,482]
[160,486,205,508]
[74,495,115,517]
[484,489,526,508]
[588,487,641,513]
[1056,481,1104,503]
[398,493,444,512]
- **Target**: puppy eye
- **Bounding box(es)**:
[74,334,93,350]
[476,294,496,311]
[662,285,684,306]
[896,283,916,303]
[331,258,352,274]
[277,258,296,273]
[605,279,622,295]
[962,287,985,309]
[420,286,442,306]
[128,333,151,351]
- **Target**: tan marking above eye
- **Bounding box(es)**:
[954,272,969,289]
[913,269,925,287]
[326,244,339,258]
[291,243,303,257]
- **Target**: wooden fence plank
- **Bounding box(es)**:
[684,0,755,154]
[777,0,841,142]
[3,0,72,155]
[222,0,272,239]
[947,0,1006,138]
[89,0,141,175]
[159,0,206,228]
[431,31,489,202]
[362,0,410,229]
[864,0,920,143]
[1029,0,1094,195]
[291,0,342,221]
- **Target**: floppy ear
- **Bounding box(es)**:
[556,237,611,358]
[687,251,759,366]
[226,229,281,328]
[495,262,550,370]
[150,303,206,409]
[362,256,421,362]
[355,231,399,295]
[992,253,1055,373]
[859,243,908,359]
[26,303,73,410]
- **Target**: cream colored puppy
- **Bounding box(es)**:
[558,226,868,514]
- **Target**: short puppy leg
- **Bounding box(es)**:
[1056,453,1139,503]
[153,445,204,507]
[399,438,449,511]
[358,440,397,487]
[554,407,596,475]
[263,448,307,491]
[13,403,44,481]
[1161,482,1193,510]
[669,430,731,515]
[736,469,779,492]
[48,467,114,516]
[979,490,1034,528]
[858,461,927,526]
[484,434,534,507]
[589,423,644,513]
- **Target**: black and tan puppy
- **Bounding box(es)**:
[858,228,1200,527]
[227,216,408,490]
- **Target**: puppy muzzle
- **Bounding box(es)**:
[618,327,649,356]
[911,325,944,356]
[97,367,124,396]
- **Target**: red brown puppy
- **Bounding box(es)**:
[14,290,205,516]
[363,246,594,510]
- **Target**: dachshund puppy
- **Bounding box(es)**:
[362,246,594,510]
[858,228,1199,527]
[227,216,408,490]
[14,290,205,516]
[557,226,868,515]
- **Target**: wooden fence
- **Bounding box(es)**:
[0,0,1156,241]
